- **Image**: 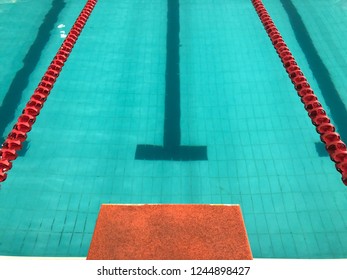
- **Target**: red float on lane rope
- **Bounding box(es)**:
[0,0,98,182]
[252,0,347,186]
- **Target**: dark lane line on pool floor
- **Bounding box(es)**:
[280,0,347,156]
[135,0,207,161]
[0,0,65,155]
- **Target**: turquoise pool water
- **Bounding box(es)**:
[0,0,347,258]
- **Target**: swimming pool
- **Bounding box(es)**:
[0,0,346,258]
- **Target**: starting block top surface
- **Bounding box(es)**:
[87,204,252,260]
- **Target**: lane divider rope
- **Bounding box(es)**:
[0,0,98,182]
[251,0,347,186]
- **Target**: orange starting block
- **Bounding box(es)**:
[87,204,252,260]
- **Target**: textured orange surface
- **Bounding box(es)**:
[87,204,253,260]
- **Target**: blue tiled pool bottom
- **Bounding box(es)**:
[0,0,347,258]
